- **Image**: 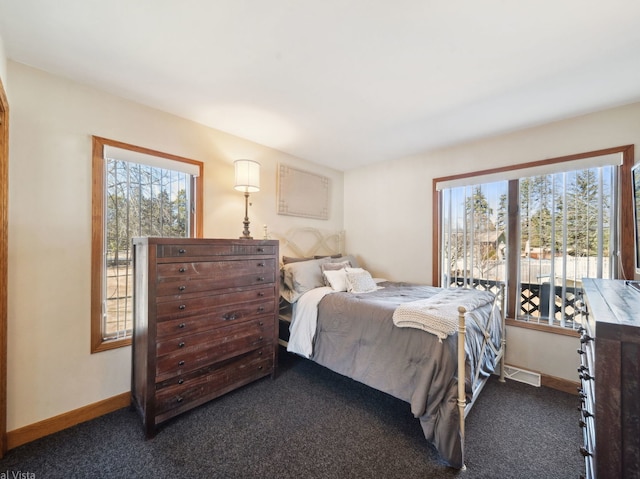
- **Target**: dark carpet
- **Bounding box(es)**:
[1,352,584,478]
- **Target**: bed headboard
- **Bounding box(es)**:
[269,227,344,261]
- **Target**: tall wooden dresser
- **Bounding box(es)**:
[581,278,640,479]
[131,237,279,437]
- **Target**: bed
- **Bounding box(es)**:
[271,228,506,469]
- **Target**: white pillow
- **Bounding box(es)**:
[321,261,350,286]
[323,269,348,292]
[345,268,378,293]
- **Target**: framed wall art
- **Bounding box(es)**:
[277,164,330,220]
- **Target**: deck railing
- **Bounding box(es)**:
[447,277,582,329]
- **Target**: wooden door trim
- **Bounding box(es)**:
[0,75,8,458]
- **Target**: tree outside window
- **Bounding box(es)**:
[91,137,203,352]
[436,146,633,333]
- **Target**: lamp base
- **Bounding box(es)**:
[239,192,253,240]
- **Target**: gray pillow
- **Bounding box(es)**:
[282,257,330,295]
[321,260,351,272]
[282,255,313,264]
[280,279,301,303]
[331,254,360,268]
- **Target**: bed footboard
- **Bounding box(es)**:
[456,284,506,470]
[456,305,468,470]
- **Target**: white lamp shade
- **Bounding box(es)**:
[234,159,260,193]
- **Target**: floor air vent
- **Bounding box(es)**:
[503,365,541,387]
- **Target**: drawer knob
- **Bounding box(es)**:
[178,360,185,366]
[178,249,186,254]
[178,342,185,348]
[257,277,265,282]
[178,323,186,329]
[259,336,263,340]
[579,447,593,458]
[179,267,186,273]
[176,396,184,403]
[258,306,264,312]
[179,285,186,291]
[257,262,265,267]
[257,291,264,297]
[223,313,237,321]
[179,304,186,310]
[178,378,184,385]
[258,365,263,370]
[578,405,594,417]
[257,247,264,252]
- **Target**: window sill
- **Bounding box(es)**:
[91,336,131,354]
[505,318,580,338]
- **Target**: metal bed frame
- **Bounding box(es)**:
[274,227,506,469]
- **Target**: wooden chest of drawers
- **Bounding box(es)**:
[131,237,279,437]
[581,279,640,479]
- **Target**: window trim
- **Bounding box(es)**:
[0,76,9,458]
[432,145,635,333]
[91,136,204,353]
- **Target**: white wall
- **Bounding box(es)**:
[0,32,6,89]
[345,102,640,382]
[6,61,343,431]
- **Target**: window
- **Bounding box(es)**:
[433,146,634,333]
[91,137,203,352]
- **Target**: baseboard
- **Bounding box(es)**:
[6,392,130,450]
[541,373,580,395]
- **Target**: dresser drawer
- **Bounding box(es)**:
[158,243,277,258]
[155,319,274,380]
[156,299,275,337]
[155,292,275,323]
[156,276,275,299]
[154,347,274,418]
[156,259,276,293]
[155,345,273,392]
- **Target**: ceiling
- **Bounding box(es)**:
[1,1,640,171]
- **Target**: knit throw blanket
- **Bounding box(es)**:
[392,288,495,340]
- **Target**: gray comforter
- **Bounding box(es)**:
[310,282,502,468]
